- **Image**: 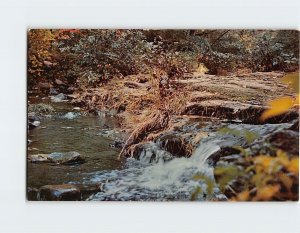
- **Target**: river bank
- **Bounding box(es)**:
[27,71,299,201]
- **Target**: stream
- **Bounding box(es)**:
[27,99,122,189]
[27,98,294,201]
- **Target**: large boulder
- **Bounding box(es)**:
[28,151,86,165]
[38,184,81,201]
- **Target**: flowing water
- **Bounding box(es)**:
[27,98,292,200]
[27,99,122,188]
[82,122,291,201]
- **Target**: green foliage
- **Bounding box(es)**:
[252,31,299,72]
[191,173,215,200]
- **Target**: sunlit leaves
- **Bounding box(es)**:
[217,149,299,201]
[28,29,54,79]
[287,158,299,176]
[253,185,280,201]
[260,96,296,121]
[235,190,250,201]
[260,72,299,121]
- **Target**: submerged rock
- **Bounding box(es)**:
[28,151,86,165]
[38,184,81,201]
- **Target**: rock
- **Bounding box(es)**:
[98,129,117,138]
[28,112,40,122]
[109,140,124,149]
[73,107,81,111]
[49,87,58,95]
[289,120,299,132]
[49,152,86,165]
[55,79,65,85]
[28,147,39,151]
[32,120,40,127]
[62,112,80,120]
[75,184,103,200]
[27,187,39,201]
[207,147,242,166]
[43,61,53,66]
[67,87,77,92]
[28,154,50,163]
[51,93,66,102]
[38,184,81,201]
[28,151,86,165]
[182,100,299,124]
[159,134,193,157]
[268,130,299,155]
[132,142,173,163]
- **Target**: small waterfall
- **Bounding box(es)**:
[83,122,292,201]
[85,140,222,201]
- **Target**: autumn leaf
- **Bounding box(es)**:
[260,97,295,121]
[278,173,293,191]
[287,158,299,176]
[236,191,250,201]
[254,155,273,169]
[253,185,280,201]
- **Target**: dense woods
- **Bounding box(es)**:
[27,29,299,201]
[28,29,299,89]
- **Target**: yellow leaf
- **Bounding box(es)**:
[278,173,293,191]
[254,185,280,201]
[260,97,295,121]
[237,191,250,201]
[295,95,299,105]
[276,150,290,167]
[287,158,299,176]
[254,156,272,169]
